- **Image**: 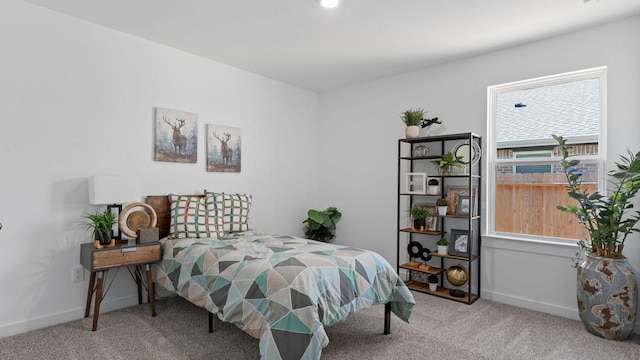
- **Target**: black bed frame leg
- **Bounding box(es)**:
[383,302,391,335]
[208,312,213,333]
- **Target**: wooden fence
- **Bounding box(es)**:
[495,173,597,239]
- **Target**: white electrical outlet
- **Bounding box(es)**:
[72,266,85,283]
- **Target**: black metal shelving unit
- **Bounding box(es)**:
[397,132,482,304]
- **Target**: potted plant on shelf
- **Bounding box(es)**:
[427,178,439,195]
[427,275,439,292]
[400,108,424,139]
[436,238,449,255]
[436,197,449,216]
[303,207,342,242]
[432,151,465,175]
[84,209,118,247]
[410,205,428,231]
[554,134,640,341]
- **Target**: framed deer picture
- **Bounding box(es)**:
[206,124,241,172]
[154,107,198,163]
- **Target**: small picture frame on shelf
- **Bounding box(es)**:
[456,196,471,215]
[415,203,437,231]
[449,229,470,257]
[405,173,427,194]
[446,186,478,216]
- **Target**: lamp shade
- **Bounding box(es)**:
[89,175,140,205]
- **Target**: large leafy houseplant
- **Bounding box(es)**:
[554,134,640,259]
[303,207,342,242]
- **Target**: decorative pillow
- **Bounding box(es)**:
[202,193,225,237]
[169,194,224,238]
[204,191,252,233]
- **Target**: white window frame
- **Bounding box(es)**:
[486,66,607,242]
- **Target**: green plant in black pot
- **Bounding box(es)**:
[84,209,117,245]
[410,205,428,230]
[304,207,342,242]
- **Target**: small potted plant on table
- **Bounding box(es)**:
[84,209,118,248]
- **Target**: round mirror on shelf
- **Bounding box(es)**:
[452,141,481,166]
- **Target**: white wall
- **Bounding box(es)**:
[0,1,320,337]
[319,16,640,322]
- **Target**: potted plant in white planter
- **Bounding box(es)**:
[427,178,439,195]
[400,108,424,139]
[427,275,439,292]
[436,238,449,255]
[554,134,640,340]
[436,197,448,216]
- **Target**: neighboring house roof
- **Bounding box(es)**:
[496,78,599,148]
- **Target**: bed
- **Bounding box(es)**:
[146,194,415,360]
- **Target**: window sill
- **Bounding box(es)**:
[483,232,578,258]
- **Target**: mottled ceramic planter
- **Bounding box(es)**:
[576,253,638,340]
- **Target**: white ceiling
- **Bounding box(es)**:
[25,0,640,93]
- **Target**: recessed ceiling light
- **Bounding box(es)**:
[320,0,340,9]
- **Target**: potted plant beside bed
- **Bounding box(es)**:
[303,207,342,242]
[84,208,118,247]
[554,134,640,340]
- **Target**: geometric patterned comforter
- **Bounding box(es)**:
[152,231,415,360]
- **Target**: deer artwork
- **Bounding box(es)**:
[213,132,233,165]
[163,116,188,154]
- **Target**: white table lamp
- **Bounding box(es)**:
[89,175,140,239]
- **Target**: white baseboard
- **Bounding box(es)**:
[482,289,579,319]
[0,295,139,339]
[482,290,640,334]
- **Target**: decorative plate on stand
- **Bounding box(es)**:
[118,202,158,239]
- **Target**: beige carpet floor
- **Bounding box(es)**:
[1,292,638,359]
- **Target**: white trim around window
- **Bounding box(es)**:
[485,66,607,242]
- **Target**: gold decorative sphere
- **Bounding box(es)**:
[446,265,468,287]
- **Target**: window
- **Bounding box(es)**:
[487,67,606,241]
[514,150,552,174]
